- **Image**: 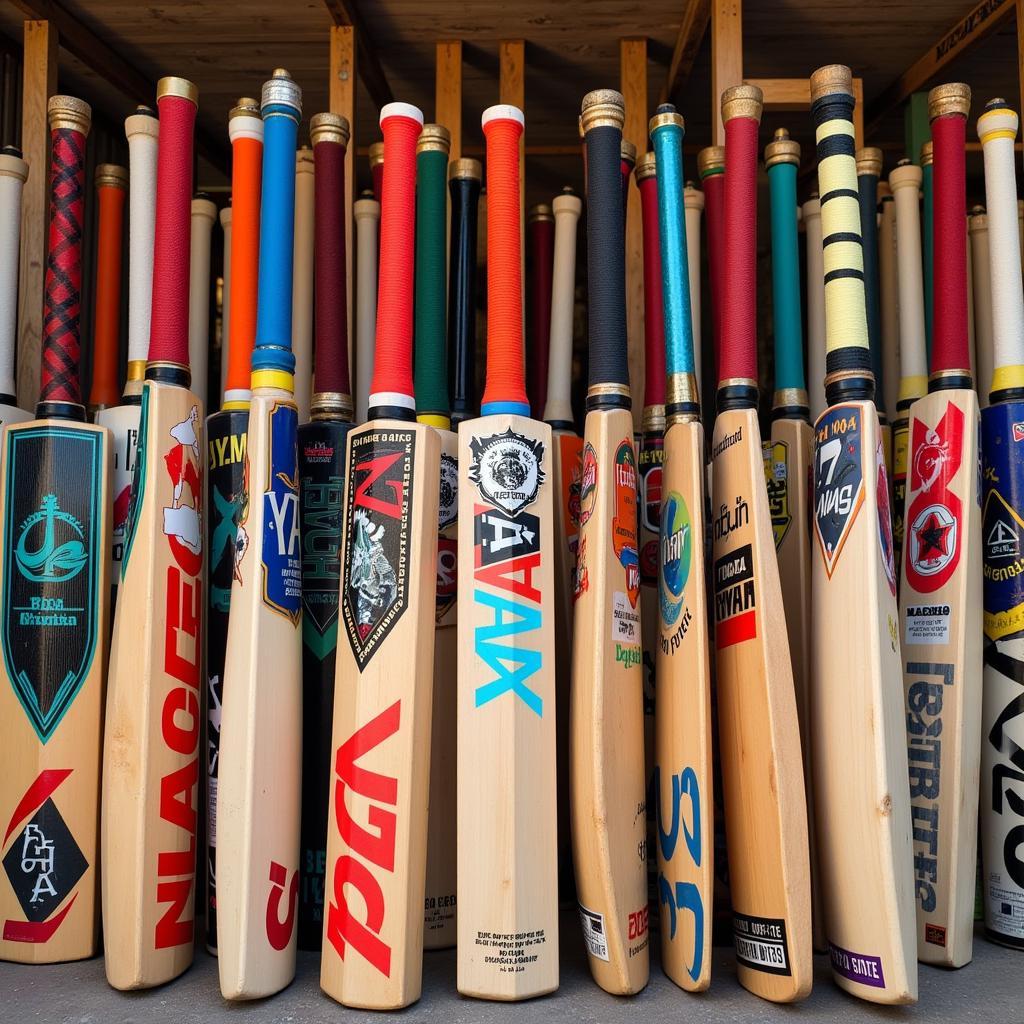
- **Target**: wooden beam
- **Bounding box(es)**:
[435,40,462,160]
[323,0,393,112]
[330,24,356,384]
[867,0,1014,133]
[500,39,525,312]
[746,77,864,148]
[16,20,55,412]
[711,0,742,145]
[659,0,711,105]
[621,37,647,431]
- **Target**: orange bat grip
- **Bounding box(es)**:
[226,133,262,399]
[90,170,126,407]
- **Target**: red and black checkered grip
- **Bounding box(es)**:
[40,126,86,404]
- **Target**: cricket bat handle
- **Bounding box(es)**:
[219,206,232,402]
[969,208,994,403]
[291,146,314,416]
[542,187,581,426]
[89,165,127,411]
[0,146,28,399]
[148,79,198,370]
[636,152,666,414]
[889,160,928,396]
[125,105,158,392]
[448,160,481,424]
[697,146,724,376]
[310,112,353,416]
[481,104,528,414]
[856,147,885,406]
[684,183,703,390]
[40,95,91,409]
[528,202,554,414]
[353,191,380,422]
[878,188,901,417]
[188,194,217,405]
[620,139,635,231]
[802,196,827,417]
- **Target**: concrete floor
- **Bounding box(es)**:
[1,916,1020,1023]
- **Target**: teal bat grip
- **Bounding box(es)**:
[651,110,695,377]
[767,159,805,391]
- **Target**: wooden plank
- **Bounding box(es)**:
[323,0,393,111]
[16,19,55,412]
[866,0,1014,133]
[500,38,525,320]
[435,40,462,160]
[711,0,742,146]
[330,24,356,385]
[659,0,711,105]
[852,76,864,150]
[620,36,646,430]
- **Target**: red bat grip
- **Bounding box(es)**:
[481,106,528,415]
[931,104,969,374]
[369,104,422,413]
[720,114,759,385]
[148,83,197,367]
[638,170,666,407]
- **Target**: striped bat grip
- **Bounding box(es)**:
[698,147,725,379]
[978,100,1024,391]
[930,86,971,378]
[637,159,667,406]
[40,97,90,407]
[310,112,353,413]
[224,100,263,406]
[448,165,481,423]
[528,206,555,417]
[125,107,158,391]
[542,189,580,426]
[856,152,884,399]
[481,105,528,415]
[253,70,301,381]
[414,127,451,425]
[719,87,761,388]
[582,90,629,402]
[0,148,27,399]
[809,66,871,380]
[148,80,197,370]
[766,133,805,394]
[90,165,127,409]
[889,161,928,397]
[369,103,423,417]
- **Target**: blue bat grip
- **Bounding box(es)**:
[767,160,805,391]
[253,74,301,374]
[651,112,695,377]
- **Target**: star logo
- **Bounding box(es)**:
[909,502,957,577]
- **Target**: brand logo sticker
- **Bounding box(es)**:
[762,439,792,549]
[613,440,640,608]
[813,405,865,577]
[261,404,301,622]
[468,428,544,516]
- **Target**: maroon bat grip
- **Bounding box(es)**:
[638,173,666,407]
[40,127,86,404]
[528,214,554,415]
[931,111,969,374]
[148,88,197,367]
[703,172,725,381]
[313,130,351,397]
[720,115,758,384]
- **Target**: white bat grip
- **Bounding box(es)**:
[189,197,217,406]
[878,194,901,421]
[0,152,28,398]
[889,163,928,390]
[291,147,314,421]
[802,197,826,418]
[125,112,159,392]
[354,196,380,423]
[969,210,994,405]
[966,215,976,379]
[219,206,232,403]
[684,184,704,399]
[542,191,582,424]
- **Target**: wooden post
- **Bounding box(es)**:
[500,39,525,328]
[435,40,462,160]
[330,24,356,383]
[17,20,56,412]
[621,37,647,430]
[711,0,742,145]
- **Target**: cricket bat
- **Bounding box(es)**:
[542,183,582,898]
[635,150,666,914]
[809,64,917,1004]
[890,158,929,589]
[620,139,636,227]
[292,145,314,422]
[710,85,810,1003]
[922,142,934,361]
[570,88,649,996]
[969,207,994,407]
[188,193,216,408]
[527,202,554,415]
[683,182,703,395]
[203,95,262,955]
[353,190,380,424]
[879,182,902,431]
[898,82,982,970]
[0,146,32,428]
[448,158,481,428]
[95,107,158,606]
[977,97,1024,952]
[101,76,205,991]
[319,100,441,1011]
[297,111,355,951]
[413,123,458,952]
[803,194,827,421]
[0,94,111,965]
[216,69,304,1000]
[649,102,713,992]
[456,103,558,1001]
[697,146,724,376]
[763,126,822,955]
[219,204,232,400]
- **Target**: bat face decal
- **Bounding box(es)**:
[761,440,792,550]
[260,403,301,624]
[876,438,897,596]
[658,491,693,635]
[468,428,544,516]
[613,440,640,608]
[813,404,866,578]
[438,453,458,530]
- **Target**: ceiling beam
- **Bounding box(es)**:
[659,0,711,105]
[866,0,1014,134]
[9,0,228,168]
[323,0,393,111]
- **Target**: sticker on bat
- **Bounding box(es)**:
[828,941,886,988]
[639,431,664,585]
[733,911,790,977]
[260,403,301,623]
[341,429,415,668]
[659,490,693,646]
[110,420,138,573]
[613,440,641,608]
[578,903,610,962]
[713,543,757,649]
[438,453,458,531]
[813,404,866,577]
[558,433,583,555]
[578,443,598,528]
[1,427,105,742]
[876,435,897,597]
[468,428,544,516]
[762,439,792,550]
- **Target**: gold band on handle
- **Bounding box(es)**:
[449,157,482,181]
[721,84,763,123]
[928,83,971,121]
[417,122,451,155]
[310,112,351,147]
[47,95,91,135]
[95,163,128,190]
[855,147,882,177]
[765,128,799,168]
[528,203,554,223]
[580,89,625,133]
[635,151,656,182]
[697,145,724,178]
[157,77,199,106]
[809,64,853,102]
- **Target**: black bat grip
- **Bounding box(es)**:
[449,164,481,423]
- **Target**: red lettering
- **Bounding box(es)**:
[326,854,391,977]
[354,451,405,518]
[266,861,299,951]
[165,567,201,687]
[155,877,193,949]
[159,757,198,844]
[161,686,199,754]
[474,552,543,604]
